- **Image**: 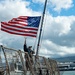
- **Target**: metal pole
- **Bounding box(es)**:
[36,0,47,56]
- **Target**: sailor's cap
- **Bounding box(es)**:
[28,46,32,48]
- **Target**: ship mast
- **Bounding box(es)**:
[36,0,47,56]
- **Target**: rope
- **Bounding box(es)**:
[38,11,48,51]
[33,37,38,52]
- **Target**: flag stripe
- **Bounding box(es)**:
[18,16,28,20]
[1,28,36,37]
[8,21,28,26]
[1,27,37,35]
[2,25,37,34]
[10,18,27,22]
[1,22,38,31]
[18,16,28,19]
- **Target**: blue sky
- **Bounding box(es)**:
[0,0,75,58]
[26,0,75,16]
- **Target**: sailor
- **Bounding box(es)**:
[28,46,34,55]
[23,39,34,55]
[23,39,34,70]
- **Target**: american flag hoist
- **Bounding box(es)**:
[1,0,47,56]
[1,16,41,37]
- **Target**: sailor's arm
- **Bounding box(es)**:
[24,38,27,52]
[24,38,26,45]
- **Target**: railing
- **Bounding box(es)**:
[0,45,60,75]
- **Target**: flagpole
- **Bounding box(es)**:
[36,0,47,56]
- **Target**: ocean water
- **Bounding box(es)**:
[60,71,75,75]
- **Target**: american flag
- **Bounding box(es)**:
[1,16,41,37]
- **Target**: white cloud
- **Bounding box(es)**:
[39,40,75,57]
[50,0,73,12]
[0,42,3,45]
[44,14,75,37]
[0,0,41,22]
[39,14,75,57]
[32,0,73,12]
[53,16,75,36]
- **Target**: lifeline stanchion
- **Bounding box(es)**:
[46,69,49,75]
[39,69,42,75]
